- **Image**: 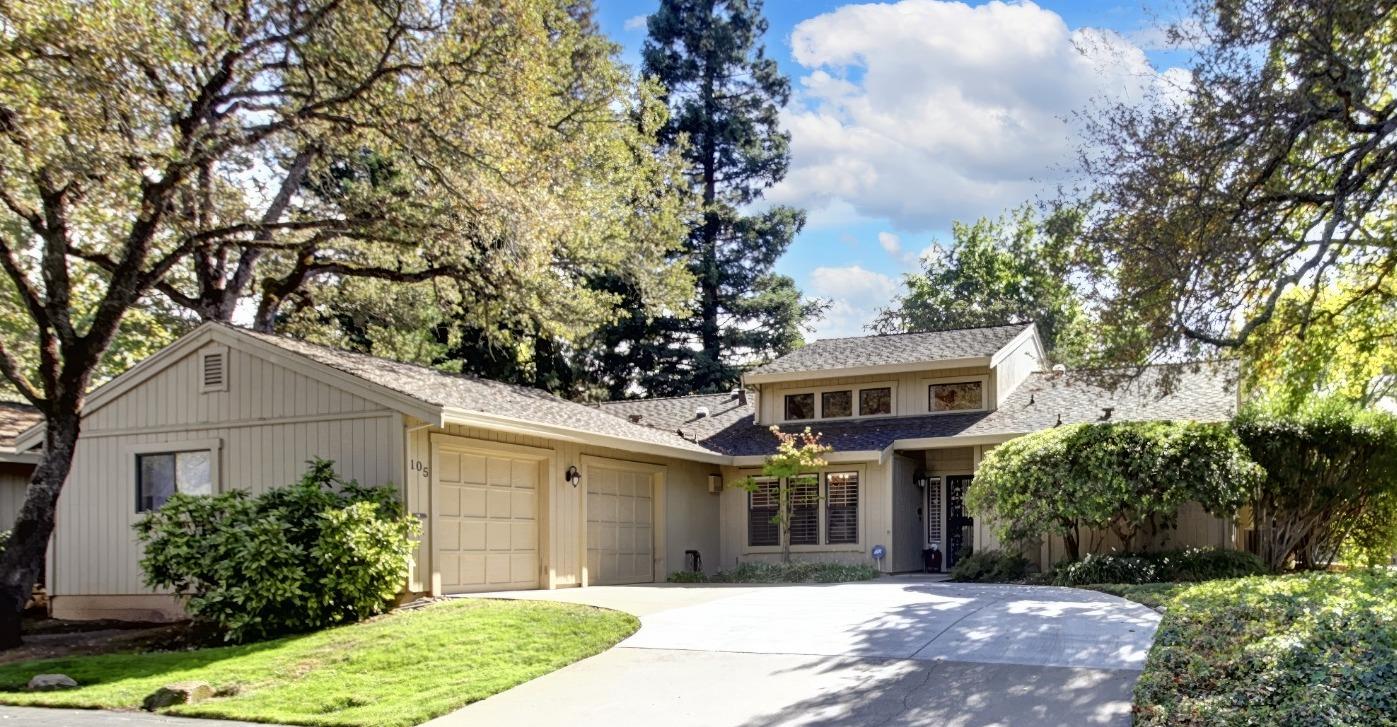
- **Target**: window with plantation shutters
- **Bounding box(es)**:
[787,474,819,545]
[747,478,780,546]
[826,472,859,544]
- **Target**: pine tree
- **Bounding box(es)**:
[628,0,822,396]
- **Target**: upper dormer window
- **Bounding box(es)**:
[859,387,892,416]
[821,391,852,418]
[928,380,984,413]
[785,393,815,420]
[781,382,897,421]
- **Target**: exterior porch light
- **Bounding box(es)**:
[565,465,581,488]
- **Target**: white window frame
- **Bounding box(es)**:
[739,465,866,554]
[128,439,222,512]
[920,374,990,415]
[777,381,899,423]
[198,345,230,394]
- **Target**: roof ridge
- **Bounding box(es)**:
[802,321,1032,345]
[1037,359,1238,375]
[599,391,740,406]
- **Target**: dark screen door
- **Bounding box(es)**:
[945,475,974,567]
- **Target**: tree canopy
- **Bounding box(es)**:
[872,206,1092,363]
[1077,0,1396,363]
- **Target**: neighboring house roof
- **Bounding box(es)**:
[608,363,1239,459]
[0,401,42,463]
[743,323,1036,384]
[597,391,753,443]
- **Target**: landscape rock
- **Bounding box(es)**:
[142,680,214,711]
[27,673,77,691]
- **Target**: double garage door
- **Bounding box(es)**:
[432,437,657,593]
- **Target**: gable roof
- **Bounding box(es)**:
[609,362,1239,459]
[0,401,42,462]
[597,391,753,443]
[234,327,724,461]
[743,323,1037,384]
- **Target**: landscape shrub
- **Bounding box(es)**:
[704,561,880,583]
[970,421,1259,561]
[1049,547,1266,586]
[666,570,707,583]
[1234,398,1397,569]
[949,549,1030,583]
[136,459,420,643]
[1135,572,1397,725]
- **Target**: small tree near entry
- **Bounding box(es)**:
[731,427,831,564]
[969,422,1258,561]
[1233,399,1397,570]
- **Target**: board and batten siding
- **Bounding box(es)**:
[52,342,403,605]
[403,420,721,594]
[0,464,31,534]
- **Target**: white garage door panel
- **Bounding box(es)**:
[587,465,654,585]
[434,442,541,593]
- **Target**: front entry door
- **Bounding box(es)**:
[945,475,974,568]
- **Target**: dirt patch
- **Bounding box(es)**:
[0,619,191,665]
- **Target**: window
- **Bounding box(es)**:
[747,478,780,546]
[859,387,892,416]
[820,390,852,418]
[784,393,815,420]
[928,381,984,413]
[137,450,213,511]
[787,474,819,545]
[826,472,859,544]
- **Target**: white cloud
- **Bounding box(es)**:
[623,14,648,32]
[877,231,902,256]
[770,0,1188,231]
[808,265,899,338]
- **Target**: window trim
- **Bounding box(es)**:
[127,439,222,512]
[775,381,899,423]
[739,465,865,553]
[920,374,990,415]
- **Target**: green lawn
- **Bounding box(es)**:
[1132,571,1397,726]
[0,599,638,727]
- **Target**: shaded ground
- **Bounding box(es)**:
[434,577,1159,726]
[0,620,185,666]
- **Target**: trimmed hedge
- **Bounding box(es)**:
[1135,572,1397,725]
[949,549,1030,583]
[1049,547,1267,587]
[667,562,880,584]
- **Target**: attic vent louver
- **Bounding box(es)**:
[200,348,229,393]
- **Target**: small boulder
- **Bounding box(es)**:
[142,681,214,711]
[27,673,77,691]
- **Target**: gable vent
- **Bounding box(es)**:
[199,349,229,393]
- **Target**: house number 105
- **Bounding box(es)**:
[412,460,430,478]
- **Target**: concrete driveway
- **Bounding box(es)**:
[427,577,1159,727]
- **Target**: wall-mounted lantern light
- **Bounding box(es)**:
[565,465,581,488]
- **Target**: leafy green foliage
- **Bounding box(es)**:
[873,206,1093,363]
[609,0,823,396]
[0,599,637,727]
[700,561,879,584]
[1081,582,1189,610]
[135,460,419,643]
[1234,398,1397,569]
[1048,548,1267,587]
[729,427,831,563]
[969,422,1259,560]
[948,549,1030,583]
[664,570,707,583]
[1135,572,1397,726]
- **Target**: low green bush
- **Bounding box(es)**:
[704,561,880,583]
[1049,547,1267,586]
[135,459,420,643]
[949,549,1030,583]
[1135,572,1397,725]
[666,570,707,583]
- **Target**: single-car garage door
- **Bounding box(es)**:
[586,463,656,585]
[433,437,544,593]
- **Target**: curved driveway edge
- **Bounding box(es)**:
[433,578,1159,726]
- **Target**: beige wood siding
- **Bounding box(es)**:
[757,366,995,424]
[994,335,1043,407]
[52,344,403,598]
[0,464,31,533]
[404,421,720,592]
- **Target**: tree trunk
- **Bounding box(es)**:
[0,412,79,649]
[1063,529,1081,562]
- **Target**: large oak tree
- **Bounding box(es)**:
[0,0,687,647]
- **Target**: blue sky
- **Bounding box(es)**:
[594,1,1192,339]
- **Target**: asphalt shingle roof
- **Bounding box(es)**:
[602,363,1238,458]
[0,401,41,452]
[235,327,718,456]
[746,323,1032,379]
